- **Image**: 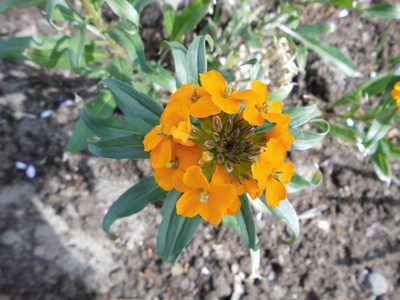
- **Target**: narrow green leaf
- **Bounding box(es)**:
[76,94,151,138]
[65,90,116,153]
[157,190,202,263]
[222,215,241,234]
[236,194,257,250]
[163,4,175,36]
[134,0,157,12]
[370,142,391,183]
[328,123,357,143]
[68,22,87,73]
[249,62,265,81]
[363,3,400,20]
[295,23,335,38]
[88,134,148,159]
[295,45,308,72]
[109,55,134,83]
[162,41,188,88]
[278,24,360,77]
[102,176,167,239]
[305,0,358,9]
[105,0,139,27]
[290,119,330,150]
[0,0,45,14]
[170,0,211,41]
[381,139,400,162]
[46,0,67,30]
[269,84,294,102]
[259,194,300,245]
[99,78,163,126]
[283,99,319,128]
[365,109,395,146]
[286,171,323,194]
[186,35,213,84]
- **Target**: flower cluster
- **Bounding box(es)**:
[144,70,295,224]
[391,81,400,112]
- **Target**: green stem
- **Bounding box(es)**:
[370,19,395,73]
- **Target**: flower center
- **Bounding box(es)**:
[190,85,200,102]
[197,190,209,203]
[271,171,283,182]
[224,84,235,97]
[260,101,271,113]
[165,160,178,168]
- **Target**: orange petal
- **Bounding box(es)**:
[171,83,200,101]
[251,159,273,190]
[176,189,203,218]
[172,121,191,144]
[231,89,259,103]
[226,196,241,216]
[143,125,164,151]
[262,112,289,126]
[183,166,210,190]
[266,125,294,151]
[150,138,174,169]
[260,138,287,168]
[172,168,191,192]
[243,177,263,200]
[200,70,226,97]
[243,105,264,126]
[211,95,242,114]
[176,145,204,170]
[275,162,296,185]
[161,106,190,135]
[251,79,269,104]
[265,177,287,208]
[154,166,176,191]
[190,93,221,118]
[211,165,232,185]
[202,184,237,224]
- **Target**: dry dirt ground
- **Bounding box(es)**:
[1,2,400,300]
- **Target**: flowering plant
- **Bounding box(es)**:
[78,36,329,265]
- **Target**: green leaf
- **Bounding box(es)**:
[134,0,157,13]
[88,134,148,159]
[157,190,202,264]
[381,139,400,162]
[249,62,265,81]
[328,123,357,143]
[46,0,67,30]
[290,119,330,150]
[170,0,211,41]
[236,194,257,250]
[283,99,319,128]
[0,0,45,14]
[102,176,167,239]
[68,22,87,73]
[186,35,213,84]
[365,109,396,146]
[222,215,240,234]
[105,0,139,27]
[162,41,188,88]
[295,23,335,38]
[65,90,116,153]
[370,142,391,183]
[305,0,358,9]
[286,171,323,194]
[163,4,175,36]
[269,84,294,102]
[109,55,134,83]
[295,45,308,72]
[363,3,400,20]
[99,78,163,126]
[278,24,360,77]
[76,94,151,138]
[259,195,300,245]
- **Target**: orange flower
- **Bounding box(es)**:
[265,116,294,151]
[200,70,257,114]
[169,84,221,118]
[154,145,204,192]
[176,166,239,224]
[391,81,400,112]
[251,138,295,208]
[243,79,287,127]
[160,104,194,146]
[143,125,178,169]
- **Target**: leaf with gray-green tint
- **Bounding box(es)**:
[249,62,265,81]
[68,22,87,73]
[46,0,67,30]
[236,194,258,250]
[290,119,330,150]
[269,84,294,102]
[222,215,240,234]
[162,4,175,36]
[370,142,391,183]
[278,24,360,77]
[365,109,395,146]
[0,0,45,14]
[259,194,299,245]
[283,99,319,128]
[363,3,400,20]
[295,45,308,71]
[88,134,148,159]
[157,190,202,264]
[295,23,335,38]
[187,35,213,84]
[105,0,139,27]
[169,0,211,41]
[286,171,323,194]
[103,176,167,239]
[162,41,188,88]
[99,78,163,126]
[328,123,357,144]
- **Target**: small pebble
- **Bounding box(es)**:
[15,161,28,170]
[201,266,210,276]
[59,99,73,107]
[346,118,354,127]
[366,273,389,296]
[338,9,349,18]
[40,109,53,118]
[26,165,36,179]
[370,71,377,78]
[256,212,263,221]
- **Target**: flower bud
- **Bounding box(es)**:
[204,140,216,149]
[232,156,241,164]
[232,128,240,137]
[212,132,220,142]
[213,115,222,131]
[223,118,233,132]
[248,146,265,155]
[241,126,255,137]
[224,161,234,173]
[242,154,254,162]
[216,154,225,164]
[236,146,245,153]
[243,139,253,147]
